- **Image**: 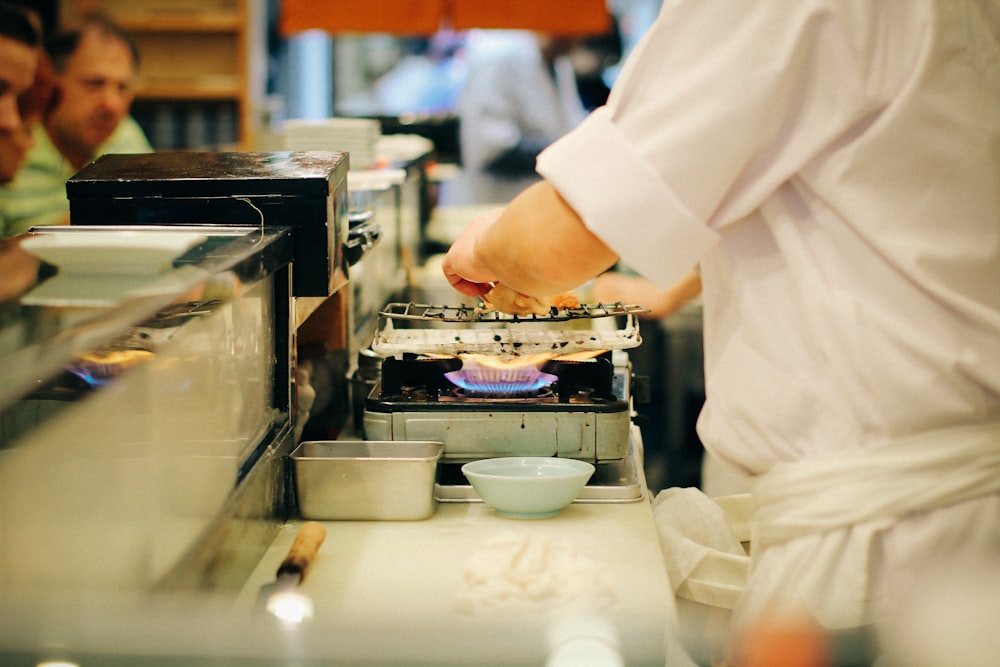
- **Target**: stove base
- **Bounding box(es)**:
[363,407,632,462]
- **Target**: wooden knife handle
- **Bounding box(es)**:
[276,521,327,583]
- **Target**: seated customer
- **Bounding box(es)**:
[0,12,151,238]
[0,41,55,187]
[0,1,45,298]
[0,1,42,185]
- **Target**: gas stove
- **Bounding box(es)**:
[362,302,646,463]
[362,351,632,461]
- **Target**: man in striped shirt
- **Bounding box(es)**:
[0,13,150,238]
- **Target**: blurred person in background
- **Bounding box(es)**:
[0,1,41,184]
[450,30,591,206]
[371,32,467,116]
[570,16,623,111]
[0,1,45,298]
[0,40,56,186]
[593,267,701,320]
[1,0,58,185]
[0,12,151,237]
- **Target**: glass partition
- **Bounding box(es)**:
[0,225,293,592]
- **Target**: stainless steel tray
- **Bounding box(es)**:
[292,440,444,521]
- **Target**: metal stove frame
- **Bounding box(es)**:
[363,302,649,499]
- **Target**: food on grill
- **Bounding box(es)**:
[482,283,579,316]
[549,293,580,309]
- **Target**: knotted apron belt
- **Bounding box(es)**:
[753,420,1000,549]
[749,420,1000,624]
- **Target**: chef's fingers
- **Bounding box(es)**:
[441,250,490,295]
[441,231,497,295]
[441,208,505,281]
[445,271,494,298]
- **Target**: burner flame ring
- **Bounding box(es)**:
[444,355,557,396]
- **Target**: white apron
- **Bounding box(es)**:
[740,421,1000,629]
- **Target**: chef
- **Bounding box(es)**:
[442,0,1000,654]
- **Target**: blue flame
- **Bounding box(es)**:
[444,370,557,395]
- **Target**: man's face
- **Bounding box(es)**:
[0,35,39,183]
[47,28,136,158]
[0,34,37,134]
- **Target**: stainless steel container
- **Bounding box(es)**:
[291,440,443,520]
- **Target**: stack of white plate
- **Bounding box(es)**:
[375,133,434,165]
[283,117,381,170]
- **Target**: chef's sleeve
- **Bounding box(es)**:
[538,0,887,288]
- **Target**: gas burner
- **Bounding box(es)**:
[443,356,557,397]
[390,384,553,402]
[442,385,557,401]
[363,352,635,462]
[361,300,645,463]
[372,355,620,405]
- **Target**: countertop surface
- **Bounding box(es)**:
[239,491,687,666]
[0,447,694,666]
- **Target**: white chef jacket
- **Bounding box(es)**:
[453,31,587,205]
[538,0,1000,631]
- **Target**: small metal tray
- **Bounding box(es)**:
[291,440,444,521]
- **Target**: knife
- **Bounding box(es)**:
[257,520,327,619]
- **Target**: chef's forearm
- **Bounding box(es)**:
[479,182,619,296]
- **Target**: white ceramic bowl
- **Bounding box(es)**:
[461,457,595,519]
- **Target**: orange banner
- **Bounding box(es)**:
[452,0,610,34]
[280,0,611,37]
[280,0,447,36]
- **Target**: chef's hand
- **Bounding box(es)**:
[441,207,503,298]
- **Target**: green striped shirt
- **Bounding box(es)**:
[0,117,152,238]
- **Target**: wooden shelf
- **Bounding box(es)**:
[61,0,252,150]
[136,89,242,101]
[137,76,242,99]
[115,11,242,32]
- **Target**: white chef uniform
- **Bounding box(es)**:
[538,0,1000,631]
[453,31,587,206]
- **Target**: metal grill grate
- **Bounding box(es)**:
[372,302,646,357]
[378,302,647,323]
